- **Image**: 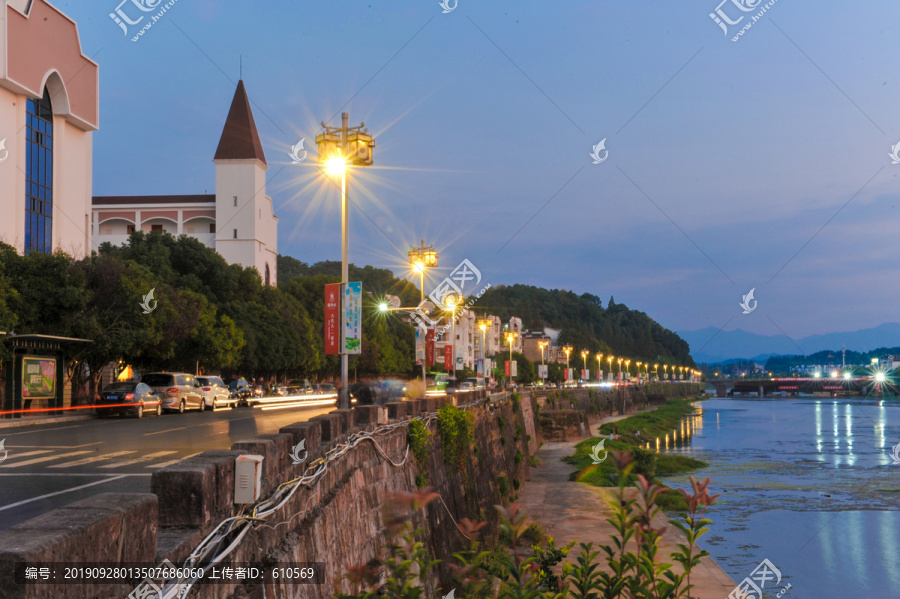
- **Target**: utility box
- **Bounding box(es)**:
[234,454,264,504]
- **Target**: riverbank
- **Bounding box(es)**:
[564,398,708,509]
[519,408,735,598]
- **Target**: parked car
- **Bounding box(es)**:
[349,382,389,405]
[228,378,253,404]
[272,385,288,397]
[140,372,203,413]
[286,379,315,395]
[196,376,232,411]
[97,382,162,418]
[315,383,337,395]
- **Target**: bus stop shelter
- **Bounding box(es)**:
[2,334,92,420]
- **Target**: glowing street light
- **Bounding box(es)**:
[316,112,375,410]
[581,350,589,374]
[408,240,438,385]
[563,346,573,369]
[507,332,519,386]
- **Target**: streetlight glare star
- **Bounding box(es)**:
[324,156,347,176]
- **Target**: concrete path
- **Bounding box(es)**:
[519,419,734,599]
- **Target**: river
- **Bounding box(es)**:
[660,397,900,599]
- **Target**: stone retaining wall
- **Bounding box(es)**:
[0,384,700,599]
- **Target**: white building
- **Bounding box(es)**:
[0,0,99,258]
[92,80,278,285]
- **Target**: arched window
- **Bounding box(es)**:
[264,263,270,286]
[25,88,53,254]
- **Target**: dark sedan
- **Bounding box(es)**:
[96,382,163,418]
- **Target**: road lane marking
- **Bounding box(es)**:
[6,443,103,449]
[147,452,200,468]
[0,450,93,468]
[0,450,52,459]
[143,427,187,436]
[98,451,176,468]
[0,472,152,477]
[0,424,96,436]
[49,451,136,468]
[0,475,130,512]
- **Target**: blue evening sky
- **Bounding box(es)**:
[56,0,900,339]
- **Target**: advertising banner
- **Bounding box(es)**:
[324,284,341,355]
[504,360,511,377]
[426,328,435,366]
[22,356,56,399]
[444,345,453,370]
[343,282,362,354]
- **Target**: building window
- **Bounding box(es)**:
[127,225,135,234]
[233,229,238,239]
[209,223,215,233]
[233,196,238,207]
[264,263,270,286]
[25,88,53,254]
[151,224,163,233]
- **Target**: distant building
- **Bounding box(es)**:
[522,331,551,364]
[0,0,99,257]
[92,81,278,285]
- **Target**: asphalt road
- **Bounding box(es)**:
[0,402,335,531]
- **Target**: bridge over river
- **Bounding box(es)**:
[710,377,889,397]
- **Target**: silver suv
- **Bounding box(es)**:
[196,376,232,411]
[141,372,203,413]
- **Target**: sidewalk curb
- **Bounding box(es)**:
[0,414,95,430]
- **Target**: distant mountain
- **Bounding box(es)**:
[679,323,900,364]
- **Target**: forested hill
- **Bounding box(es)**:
[475,284,694,365]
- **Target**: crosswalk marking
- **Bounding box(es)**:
[147,452,200,469]
[98,451,177,469]
[0,450,52,459]
[49,451,136,469]
[0,450,93,468]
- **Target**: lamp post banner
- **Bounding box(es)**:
[444,345,453,371]
[426,328,435,366]
[342,282,362,354]
[324,283,341,355]
[415,327,425,363]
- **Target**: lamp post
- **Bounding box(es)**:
[596,353,603,381]
[581,350,589,378]
[538,340,548,381]
[654,363,659,380]
[445,294,461,382]
[625,359,631,380]
[316,112,374,410]
[607,355,614,381]
[563,346,573,380]
[506,332,518,386]
[408,240,438,387]
[637,361,642,381]
[663,364,668,380]
[478,318,493,382]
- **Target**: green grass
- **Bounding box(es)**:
[565,398,708,511]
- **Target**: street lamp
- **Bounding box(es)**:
[408,240,438,386]
[637,361,643,380]
[608,355,614,380]
[538,340,548,381]
[654,363,659,380]
[625,359,631,378]
[445,293,461,381]
[316,112,375,410]
[596,353,603,381]
[507,332,519,386]
[478,318,493,380]
[581,350,589,376]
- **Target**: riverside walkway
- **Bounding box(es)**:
[518,414,735,599]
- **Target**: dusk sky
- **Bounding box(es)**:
[59,0,900,341]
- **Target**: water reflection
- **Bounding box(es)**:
[658,398,900,598]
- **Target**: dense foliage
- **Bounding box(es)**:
[0,234,416,399]
[475,284,693,366]
[335,458,719,599]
